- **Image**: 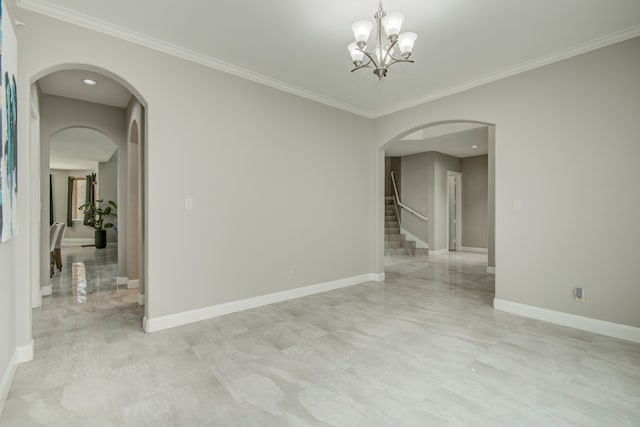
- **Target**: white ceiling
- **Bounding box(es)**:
[386,125,489,158]
[39,69,132,108]
[19,0,640,117]
[50,128,117,170]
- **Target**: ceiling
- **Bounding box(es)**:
[39,69,132,108]
[386,125,489,158]
[50,128,117,170]
[19,0,640,117]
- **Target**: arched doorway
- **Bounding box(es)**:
[378,119,496,277]
[28,65,148,330]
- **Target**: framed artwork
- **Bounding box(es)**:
[0,0,18,243]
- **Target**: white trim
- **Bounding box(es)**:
[18,2,640,120]
[116,276,128,287]
[400,227,429,249]
[15,340,34,364]
[446,171,462,252]
[429,249,449,256]
[127,279,139,289]
[460,246,488,253]
[15,0,374,118]
[137,293,145,306]
[487,266,496,274]
[41,285,52,296]
[61,237,93,246]
[0,351,17,417]
[494,299,640,344]
[144,273,381,333]
[1,341,34,416]
[373,25,640,118]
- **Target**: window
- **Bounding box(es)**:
[72,178,87,221]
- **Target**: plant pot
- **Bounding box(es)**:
[95,230,107,249]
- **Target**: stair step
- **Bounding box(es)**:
[385,234,406,241]
[414,248,429,256]
[385,221,399,227]
[385,248,412,256]
[385,240,417,249]
[385,228,400,234]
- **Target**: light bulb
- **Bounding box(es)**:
[382,12,404,39]
[347,42,365,63]
[351,20,374,43]
[398,32,417,57]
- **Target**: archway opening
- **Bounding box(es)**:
[379,119,496,300]
[29,66,148,334]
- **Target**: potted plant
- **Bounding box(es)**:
[79,199,118,249]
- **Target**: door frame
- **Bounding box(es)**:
[446,171,462,251]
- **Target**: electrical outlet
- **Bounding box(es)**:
[288,270,295,280]
[574,287,585,302]
[184,197,193,210]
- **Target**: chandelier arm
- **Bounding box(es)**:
[351,64,375,72]
[384,59,415,69]
[381,39,398,66]
[359,49,381,70]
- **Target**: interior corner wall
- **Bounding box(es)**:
[17,9,375,323]
[39,95,128,289]
[400,152,433,246]
[461,154,488,249]
[374,37,640,328]
[487,126,495,268]
[98,153,118,243]
[432,152,461,251]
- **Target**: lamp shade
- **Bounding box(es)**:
[351,20,374,42]
[382,12,404,38]
[398,32,417,54]
[374,46,395,65]
[347,42,365,62]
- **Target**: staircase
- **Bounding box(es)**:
[385,196,428,256]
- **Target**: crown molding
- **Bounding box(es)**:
[373,24,640,118]
[17,0,640,120]
[16,0,376,118]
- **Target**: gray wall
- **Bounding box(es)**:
[375,37,640,328]
[400,151,461,251]
[98,152,118,243]
[384,157,401,197]
[18,8,375,323]
[400,152,432,245]
[432,153,461,251]
[461,155,488,249]
[50,169,96,239]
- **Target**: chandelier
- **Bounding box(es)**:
[347,1,417,79]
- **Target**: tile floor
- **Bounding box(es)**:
[1,250,639,426]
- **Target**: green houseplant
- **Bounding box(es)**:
[79,199,118,249]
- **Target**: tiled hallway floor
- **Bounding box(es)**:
[2,251,639,426]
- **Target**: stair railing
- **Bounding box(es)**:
[390,171,428,224]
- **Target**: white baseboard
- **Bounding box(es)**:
[429,249,449,256]
[1,340,34,416]
[494,299,640,344]
[41,285,52,296]
[137,293,145,306]
[116,277,128,288]
[400,228,429,249]
[460,246,488,253]
[487,266,496,274]
[15,340,34,364]
[144,273,381,333]
[0,351,17,418]
[127,279,139,289]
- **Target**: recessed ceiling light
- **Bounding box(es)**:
[82,79,98,86]
[472,145,478,149]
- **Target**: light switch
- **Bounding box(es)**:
[184,198,193,210]
[513,199,522,210]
